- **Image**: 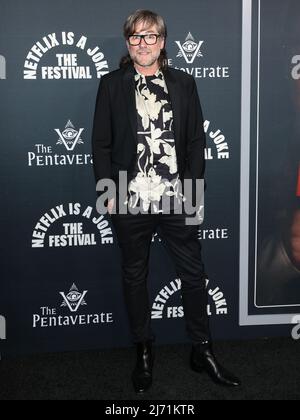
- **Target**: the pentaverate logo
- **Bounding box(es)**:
[33,284,114,329]
[176,32,204,64]
[170,32,230,79]
[55,120,84,152]
[27,120,92,167]
[60,284,87,313]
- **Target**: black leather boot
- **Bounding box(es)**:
[190,343,241,387]
[132,340,154,394]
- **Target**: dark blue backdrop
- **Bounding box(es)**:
[0,0,295,356]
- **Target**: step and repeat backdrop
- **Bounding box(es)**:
[0,0,299,356]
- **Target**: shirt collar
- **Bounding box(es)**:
[134,66,163,82]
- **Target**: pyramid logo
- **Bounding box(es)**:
[55,120,84,151]
[60,284,87,313]
[175,33,204,64]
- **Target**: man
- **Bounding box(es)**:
[92,9,240,393]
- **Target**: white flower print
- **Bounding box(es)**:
[145,126,165,159]
[126,69,184,213]
[163,110,173,125]
[136,75,168,124]
[128,171,166,212]
[158,144,178,175]
[151,77,169,94]
[136,92,150,130]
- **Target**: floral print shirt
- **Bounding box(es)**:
[126,67,185,214]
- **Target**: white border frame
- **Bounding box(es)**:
[239,0,298,326]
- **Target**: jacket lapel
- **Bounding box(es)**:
[122,65,138,145]
[163,67,181,150]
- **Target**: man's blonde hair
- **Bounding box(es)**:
[120,9,168,71]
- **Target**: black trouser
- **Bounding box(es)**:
[110,210,211,345]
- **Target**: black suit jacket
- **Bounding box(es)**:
[92,63,206,199]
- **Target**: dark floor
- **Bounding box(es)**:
[0,338,299,400]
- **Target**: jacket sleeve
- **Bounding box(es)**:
[92,76,112,188]
[186,77,206,180]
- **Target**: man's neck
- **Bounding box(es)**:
[134,63,160,76]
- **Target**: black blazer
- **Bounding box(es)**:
[92,63,206,193]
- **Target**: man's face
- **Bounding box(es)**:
[126,22,165,69]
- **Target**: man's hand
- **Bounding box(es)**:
[290,209,300,267]
[107,198,115,215]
